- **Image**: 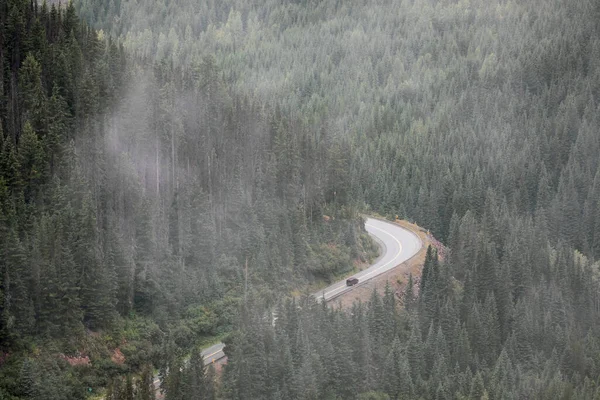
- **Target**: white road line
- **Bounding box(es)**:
[152,348,225,386]
[321,222,403,299]
[203,349,223,362]
[358,223,403,281]
[321,284,347,299]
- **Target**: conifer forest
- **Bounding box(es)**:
[1,0,600,398]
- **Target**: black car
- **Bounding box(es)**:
[346,277,359,286]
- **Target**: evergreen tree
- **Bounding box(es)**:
[75,193,116,328]
[184,348,207,399]
[406,319,424,383]
[19,54,47,135]
[17,121,44,202]
[137,364,156,400]
[469,372,486,400]
[404,273,416,313]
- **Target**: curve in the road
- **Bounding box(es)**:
[315,217,422,301]
[192,217,422,367]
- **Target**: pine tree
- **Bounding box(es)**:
[75,193,116,328]
[134,197,155,314]
[382,281,397,343]
[2,225,34,335]
[482,293,501,363]
[381,337,402,399]
[165,358,185,400]
[45,85,71,174]
[19,53,47,134]
[18,121,45,203]
[137,364,156,400]
[184,348,207,399]
[474,238,498,303]
[420,246,441,329]
[404,273,416,312]
[18,358,41,399]
[424,322,437,376]
[169,190,180,256]
[62,0,78,38]
[420,245,434,296]
[495,260,513,341]
[490,348,515,399]
[469,372,486,400]
[38,216,83,337]
[0,135,22,195]
[29,15,47,72]
[406,318,425,383]
[204,365,217,400]
[123,375,135,400]
[455,325,472,371]
[439,299,459,353]
[368,288,385,347]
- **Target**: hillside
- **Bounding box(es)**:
[2,0,600,398]
[0,0,372,397]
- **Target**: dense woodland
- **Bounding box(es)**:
[77,0,600,257]
[2,0,600,398]
[0,0,374,398]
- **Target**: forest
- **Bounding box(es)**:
[0,0,374,397]
[2,0,600,398]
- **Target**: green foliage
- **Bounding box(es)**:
[357,392,390,400]
[0,2,370,398]
[312,243,352,282]
[4,0,600,397]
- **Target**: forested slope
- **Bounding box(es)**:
[0,0,373,398]
[4,0,600,397]
[78,0,600,255]
[74,0,600,398]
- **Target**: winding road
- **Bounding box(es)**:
[314,217,422,301]
[149,216,423,399]
[199,217,422,366]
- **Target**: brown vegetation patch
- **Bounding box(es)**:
[59,352,91,367]
[111,348,126,365]
[211,356,228,373]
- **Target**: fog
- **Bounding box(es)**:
[1,0,600,397]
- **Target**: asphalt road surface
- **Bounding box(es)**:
[152,343,226,393]
[201,343,225,365]
[154,217,421,380]
[314,217,422,301]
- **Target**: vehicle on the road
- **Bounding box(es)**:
[346,277,359,286]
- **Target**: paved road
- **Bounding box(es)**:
[153,217,421,380]
[152,343,226,392]
[201,343,225,365]
[314,217,422,301]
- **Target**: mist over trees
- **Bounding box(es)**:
[2,0,600,398]
[78,0,600,257]
[0,0,373,397]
